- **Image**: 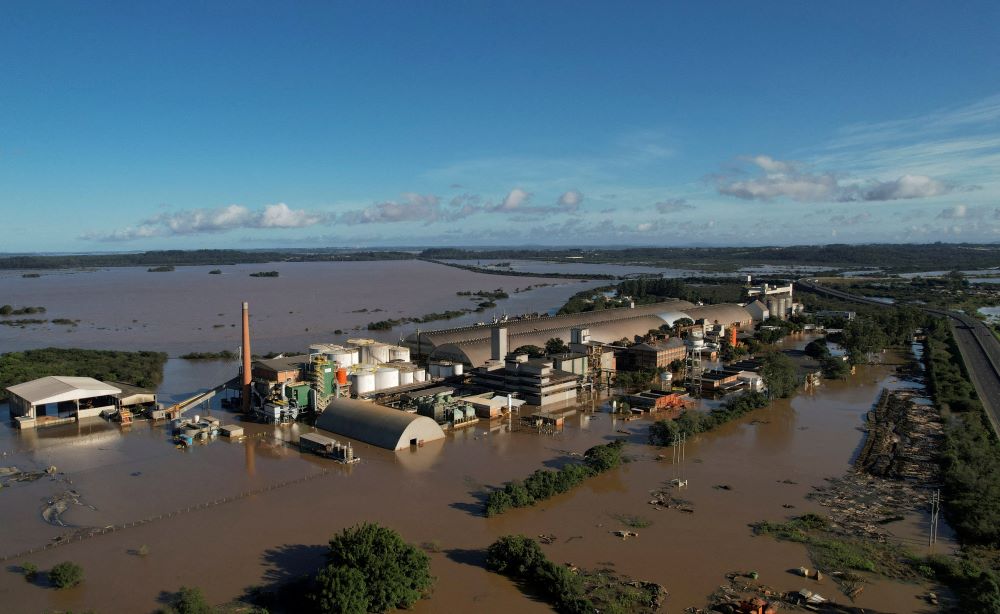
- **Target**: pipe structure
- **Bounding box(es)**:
[242,301,252,413]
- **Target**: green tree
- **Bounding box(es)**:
[842,316,888,364]
[49,561,83,589]
[161,587,213,614]
[821,356,850,380]
[544,337,569,355]
[512,345,545,358]
[0,304,12,315]
[804,339,830,359]
[761,352,799,399]
[321,523,432,613]
[312,566,369,614]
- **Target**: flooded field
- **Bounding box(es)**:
[0,341,949,613]
[0,260,601,355]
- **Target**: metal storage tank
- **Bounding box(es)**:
[399,369,414,385]
[329,347,357,367]
[388,346,411,362]
[413,368,426,382]
[309,344,328,355]
[428,363,441,378]
[352,370,376,395]
[452,362,464,376]
[368,343,391,364]
[374,367,399,390]
[436,362,454,378]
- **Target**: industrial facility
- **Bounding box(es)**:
[405,300,755,368]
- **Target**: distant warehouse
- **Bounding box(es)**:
[315,397,445,450]
[406,301,755,368]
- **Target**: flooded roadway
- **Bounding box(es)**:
[0,344,946,613]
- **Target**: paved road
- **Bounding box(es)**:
[796,279,1000,438]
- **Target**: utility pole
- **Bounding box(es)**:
[929,489,941,547]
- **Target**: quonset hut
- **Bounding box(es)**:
[405,301,755,368]
[315,397,445,450]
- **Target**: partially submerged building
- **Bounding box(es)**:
[315,397,445,450]
[6,376,123,429]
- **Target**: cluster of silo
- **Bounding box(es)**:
[764,294,792,320]
[428,360,464,378]
[309,343,359,367]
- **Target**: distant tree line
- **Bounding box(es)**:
[420,244,1000,273]
[0,348,167,401]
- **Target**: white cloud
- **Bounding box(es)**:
[340,193,442,225]
[258,203,324,228]
[84,202,328,241]
[716,155,951,203]
[495,188,531,212]
[557,189,583,210]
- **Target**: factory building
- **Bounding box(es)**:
[621,338,687,370]
[315,397,445,450]
[472,353,580,406]
[406,300,756,368]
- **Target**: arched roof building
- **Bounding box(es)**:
[316,397,445,450]
[406,300,756,368]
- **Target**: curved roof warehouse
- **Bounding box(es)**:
[315,397,446,450]
[405,300,756,367]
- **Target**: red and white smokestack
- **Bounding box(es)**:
[241,301,252,413]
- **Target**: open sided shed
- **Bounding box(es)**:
[6,376,122,427]
[316,397,445,450]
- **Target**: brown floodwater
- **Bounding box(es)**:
[0,260,599,354]
[0,339,951,613]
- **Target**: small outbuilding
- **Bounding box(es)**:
[316,397,445,450]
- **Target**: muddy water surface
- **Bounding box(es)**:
[0,260,599,354]
[0,349,945,613]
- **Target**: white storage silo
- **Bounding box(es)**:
[329,347,357,367]
[374,367,399,390]
[399,369,414,385]
[352,370,376,395]
[388,346,410,362]
[413,368,426,382]
[368,343,390,364]
[453,362,464,376]
[309,344,328,356]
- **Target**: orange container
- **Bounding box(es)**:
[336,368,348,385]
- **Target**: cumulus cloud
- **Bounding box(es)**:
[557,189,583,210]
[654,198,695,214]
[340,193,442,225]
[494,188,531,212]
[83,203,328,241]
[715,155,951,203]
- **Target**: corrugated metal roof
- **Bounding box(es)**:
[6,376,122,405]
[316,398,445,450]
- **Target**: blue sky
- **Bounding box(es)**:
[2,1,1000,251]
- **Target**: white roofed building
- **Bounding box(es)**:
[6,376,122,428]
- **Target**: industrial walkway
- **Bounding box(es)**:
[796,279,1000,438]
